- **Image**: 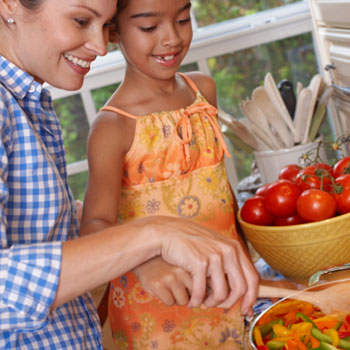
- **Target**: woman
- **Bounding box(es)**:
[0,0,259,348]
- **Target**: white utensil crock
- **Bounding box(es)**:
[254,139,327,184]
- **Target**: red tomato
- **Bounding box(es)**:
[332,174,350,214]
[296,189,337,222]
[296,163,334,192]
[334,188,350,214]
[255,183,270,197]
[278,164,301,183]
[273,214,305,226]
[334,174,350,190]
[264,179,302,218]
[240,196,274,226]
[333,156,350,178]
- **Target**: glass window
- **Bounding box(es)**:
[192,0,302,27]
[68,171,89,201]
[179,62,199,72]
[53,94,90,165]
[91,83,120,111]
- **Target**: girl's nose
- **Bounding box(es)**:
[85,28,109,57]
[161,23,182,47]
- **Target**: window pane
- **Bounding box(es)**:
[209,33,332,180]
[180,62,199,72]
[68,171,88,201]
[192,0,302,27]
[91,83,120,111]
[53,95,90,165]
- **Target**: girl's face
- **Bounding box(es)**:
[6,0,116,90]
[115,0,193,81]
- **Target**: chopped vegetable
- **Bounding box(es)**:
[252,300,350,350]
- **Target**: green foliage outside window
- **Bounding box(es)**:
[53,95,89,165]
[192,0,300,26]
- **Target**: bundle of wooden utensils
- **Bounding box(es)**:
[219,72,334,152]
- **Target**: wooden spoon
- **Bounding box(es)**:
[218,109,261,151]
[259,280,350,315]
[294,88,313,143]
[297,81,304,96]
[252,86,294,148]
[308,86,334,142]
[302,74,324,144]
[243,100,282,150]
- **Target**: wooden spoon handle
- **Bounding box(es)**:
[258,285,318,306]
[258,285,299,299]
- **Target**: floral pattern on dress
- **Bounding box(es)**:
[131,282,153,304]
[177,195,201,218]
[112,287,126,308]
[139,123,161,151]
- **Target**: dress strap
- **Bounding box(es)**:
[178,72,199,93]
[100,106,137,120]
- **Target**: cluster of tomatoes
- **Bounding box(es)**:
[240,156,350,226]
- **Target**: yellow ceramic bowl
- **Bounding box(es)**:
[238,211,350,284]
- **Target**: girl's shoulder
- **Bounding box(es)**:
[183,71,217,106]
[88,103,136,156]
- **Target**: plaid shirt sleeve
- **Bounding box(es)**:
[0,105,62,332]
[0,243,62,332]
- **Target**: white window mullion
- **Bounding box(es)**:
[81,91,97,126]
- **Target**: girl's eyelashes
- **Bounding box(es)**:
[139,17,191,33]
[177,17,191,25]
[140,26,157,33]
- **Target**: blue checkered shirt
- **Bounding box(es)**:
[0,55,102,349]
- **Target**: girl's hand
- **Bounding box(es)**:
[133,257,192,306]
[144,216,259,314]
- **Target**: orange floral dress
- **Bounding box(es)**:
[101,73,244,350]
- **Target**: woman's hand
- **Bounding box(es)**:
[133,256,192,306]
[144,216,259,315]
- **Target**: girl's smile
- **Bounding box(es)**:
[152,52,180,66]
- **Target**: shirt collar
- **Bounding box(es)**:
[0,54,43,100]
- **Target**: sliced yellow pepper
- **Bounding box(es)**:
[273,324,293,336]
[325,328,340,347]
[254,327,264,347]
[272,336,295,342]
[314,316,336,322]
[291,322,313,333]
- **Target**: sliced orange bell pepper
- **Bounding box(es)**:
[284,311,298,327]
[310,335,321,349]
[314,320,339,330]
[286,338,308,350]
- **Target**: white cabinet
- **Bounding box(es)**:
[309,0,350,137]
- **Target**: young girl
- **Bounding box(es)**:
[80,0,259,348]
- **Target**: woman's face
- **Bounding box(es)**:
[6,0,116,90]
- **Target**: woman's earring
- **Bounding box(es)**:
[7,18,15,24]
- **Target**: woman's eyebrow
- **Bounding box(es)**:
[74,5,101,17]
[130,1,191,19]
